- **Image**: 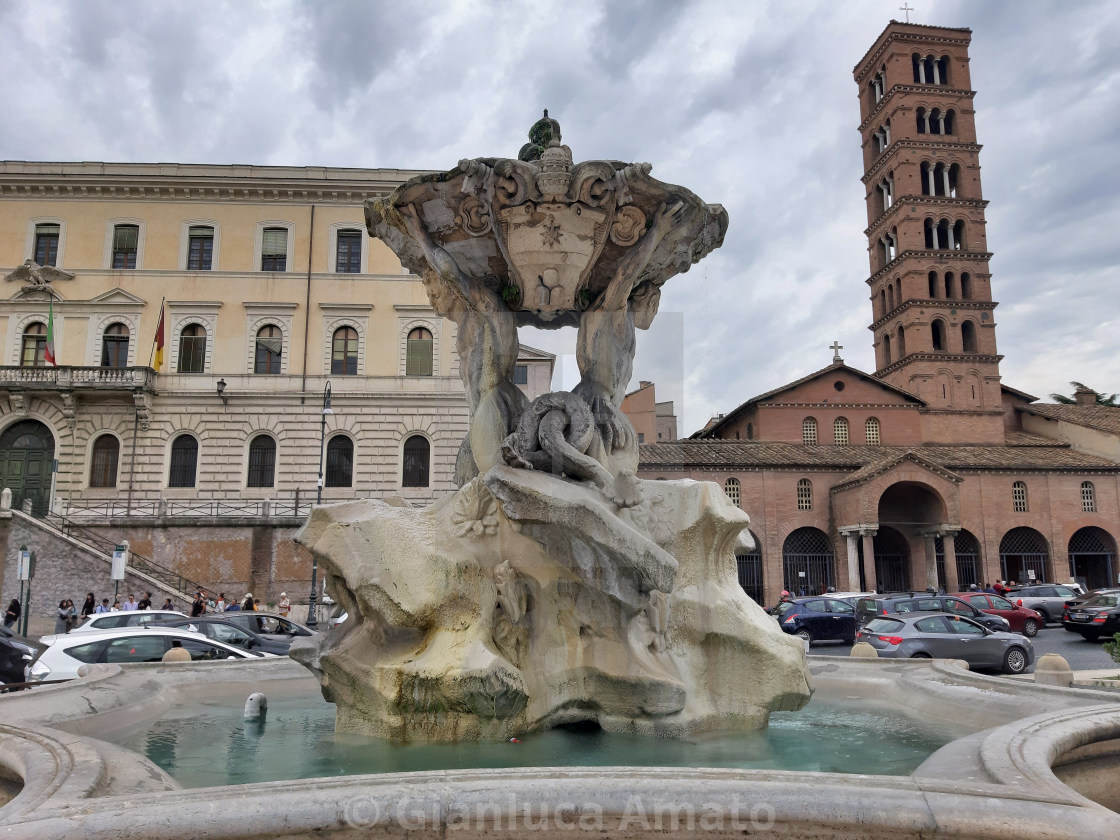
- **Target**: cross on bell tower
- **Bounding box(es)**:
[853,21,1004,438]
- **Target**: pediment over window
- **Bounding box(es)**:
[88,287,148,306]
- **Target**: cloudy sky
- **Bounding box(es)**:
[3,0,1118,434]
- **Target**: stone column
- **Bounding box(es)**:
[942,532,960,593]
[924,533,939,591]
[861,531,877,593]
[844,532,860,591]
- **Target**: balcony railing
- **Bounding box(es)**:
[0,365,157,392]
[60,493,314,519]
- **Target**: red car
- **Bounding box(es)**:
[950,592,1044,637]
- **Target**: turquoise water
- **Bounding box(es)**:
[115,694,956,788]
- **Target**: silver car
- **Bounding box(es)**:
[855,612,1034,674]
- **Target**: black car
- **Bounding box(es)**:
[771,597,856,645]
[855,593,1011,633]
[159,618,291,655]
[0,624,43,686]
[1061,593,1120,640]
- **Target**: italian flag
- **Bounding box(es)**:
[44,299,56,366]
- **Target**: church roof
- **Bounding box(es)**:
[830,450,963,493]
[1018,404,1120,437]
[639,440,1120,473]
[692,362,924,438]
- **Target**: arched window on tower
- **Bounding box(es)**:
[961,320,978,352]
[916,107,928,134]
[865,417,881,446]
[1012,481,1029,513]
[796,479,813,511]
[938,56,951,85]
[887,282,895,310]
[947,163,959,197]
[924,218,936,249]
[931,319,947,351]
[953,220,966,250]
[944,271,956,299]
[944,109,955,135]
[912,53,922,83]
[879,288,887,316]
[960,272,973,300]
[802,417,817,445]
[882,333,892,366]
[724,478,741,507]
[833,417,849,446]
[928,270,938,298]
[897,324,906,357]
[878,173,894,214]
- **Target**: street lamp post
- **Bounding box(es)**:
[307,381,332,629]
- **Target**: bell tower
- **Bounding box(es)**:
[854,22,1005,440]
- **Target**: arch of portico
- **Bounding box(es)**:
[832,454,964,593]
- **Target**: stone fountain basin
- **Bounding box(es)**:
[1,657,1119,838]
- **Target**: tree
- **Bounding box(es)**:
[1049,381,1119,406]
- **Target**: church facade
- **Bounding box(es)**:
[638,21,1120,606]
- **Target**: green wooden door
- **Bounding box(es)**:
[0,420,55,515]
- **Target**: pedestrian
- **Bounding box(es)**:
[111,600,121,611]
[95,598,111,614]
[65,599,78,632]
[190,593,204,618]
[277,592,290,618]
[137,591,153,611]
[81,593,96,619]
[161,597,173,611]
[55,600,69,635]
[215,593,226,612]
[779,590,792,602]
[122,593,138,611]
[242,593,255,612]
[4,598,20,629]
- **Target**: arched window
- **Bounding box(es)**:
[944,109,955,135]
[947,163,959,198]
[916,107,928,135]
[247,435,276,488]
[912,53,922,83]
[961,320,978,352]
[101,323,129,368]
[882,333,892,366]
[833,417,849,446]
[20,323,48,367]
[746,423,754,440]
[169,434,199,488]
[178,324,206,373]
[1000,527,1049,583]
[931,319,946,351]
[325,435,354,487]
[796,478,812,511]
[896,324,906,357]
[879,288,887,315]
[924,217,936,248]
[111,224,139,269]
[878,172,894,214]
[944,271,956,299]
[1012,481,1029,513]
[801,417,817,445]
[406,327,433,376]
[254,325,282,374]
[953,220,965,250]
[887,282,895,310]
[865,417,881,446]
[89,434,119,488]
[402,435,430,488]
[1081,481,1096,513]
[331,327,358,375]
[960,272,973,300]
[783,527,833,595]
[724,477,741,507]
[928,270,938,298]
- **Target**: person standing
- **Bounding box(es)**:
[241,593,255,612]
[4,598,20,629]
[122,593,139,611]
[55,600,70,635]
[81,593,96,619]
[95,598,111,614]
[65,599,78,632]
[215,593,227,612]
[190,593,204,618]
[277,593,290,618]
[137,592,152,610]
[161,597,174,611]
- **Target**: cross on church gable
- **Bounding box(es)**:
[830,340,844,363]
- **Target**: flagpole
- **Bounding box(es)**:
[148,297,165,369]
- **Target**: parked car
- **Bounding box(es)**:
[854,613,1034,674]
[951,592,1044,637]
[771,597,857,645]
[1006,584,1080,624]
[1060,593,1120,641]
[218,611,317,642]
[0,625,43,686]
[822,592,876,607]
[42,609,188,644]
[27,626,274,683]
[855,594,1011,633]
[159,618,292,655]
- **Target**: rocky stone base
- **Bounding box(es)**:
[292,469,811,741]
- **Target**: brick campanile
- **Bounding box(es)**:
[855,22,1004,438]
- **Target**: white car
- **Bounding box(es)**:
[28,626,273,683]
[41,609,188,644]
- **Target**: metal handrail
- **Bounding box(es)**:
[37,511,207,599]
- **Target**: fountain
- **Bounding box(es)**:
[291,112,810,740]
